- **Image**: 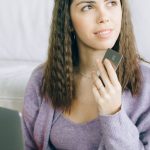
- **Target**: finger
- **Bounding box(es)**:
[96,59,112,88]
[92,85,103,104]
[103,59,120,87]
[92,72,106,96]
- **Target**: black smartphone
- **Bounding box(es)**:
[102,48,123,71]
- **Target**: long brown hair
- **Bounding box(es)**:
[41,0,142,113]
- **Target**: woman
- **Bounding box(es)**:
[23,0,150,149]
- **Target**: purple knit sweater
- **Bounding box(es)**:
[22,63,150,150]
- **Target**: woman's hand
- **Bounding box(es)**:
[92,59,122,116]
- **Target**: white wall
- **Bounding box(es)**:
[0,0,54,62]
[129,0,150,61]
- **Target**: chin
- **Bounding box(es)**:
[94,43,116,51]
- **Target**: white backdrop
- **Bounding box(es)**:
[0,0,54,62]
[129,0,150,61]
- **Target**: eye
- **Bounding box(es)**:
[81,5,93,12]
[107,0,118,7]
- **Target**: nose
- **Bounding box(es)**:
[96,6,110,24]
[97,17,110,24]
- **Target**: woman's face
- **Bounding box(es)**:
[70,0,122,51]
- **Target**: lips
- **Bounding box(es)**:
[94,29,113,39]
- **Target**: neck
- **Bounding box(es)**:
[78,48,106,75]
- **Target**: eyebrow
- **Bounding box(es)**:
[76,1,96,6]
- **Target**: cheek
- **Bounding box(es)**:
[112,8,122,24]
[118,16,122,32]
[72,16,88,34]
[113,13,122,31]
[71,11,94,35]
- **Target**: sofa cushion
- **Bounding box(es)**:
[0,60,40,111]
